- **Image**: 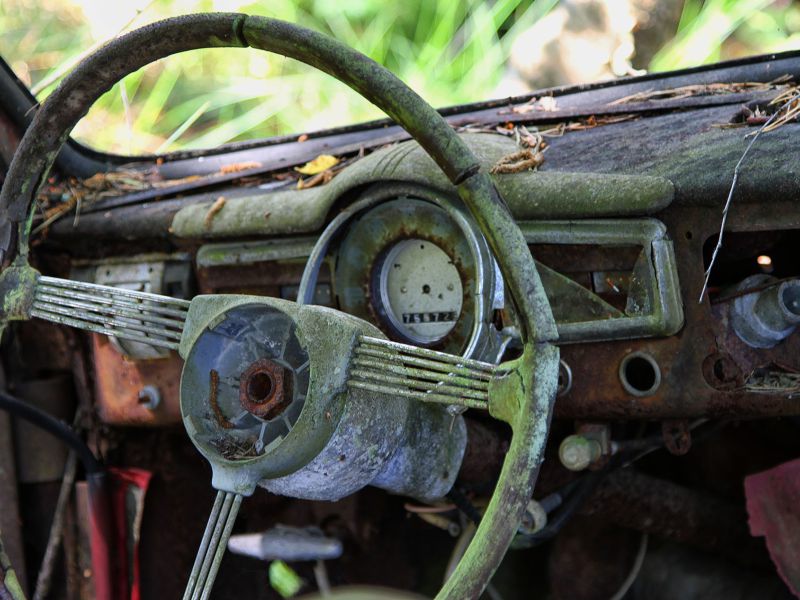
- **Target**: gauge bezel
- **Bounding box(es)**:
[298,183,504,361]
[337,200,471,351]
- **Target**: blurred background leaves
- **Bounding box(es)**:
[0,0,798,155]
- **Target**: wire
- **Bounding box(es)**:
[446,487,483,526]
[452,419,727,551]
[609,533,648,600]
[0,390,102,474]
[523,420,723,547]
[514,470,606,549]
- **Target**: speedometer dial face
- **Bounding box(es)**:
[333,195,483,354]
[378,239,463,345]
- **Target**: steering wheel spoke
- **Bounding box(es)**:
[183,490,244,600]
[348,335,495,412]
[29,275,188,351]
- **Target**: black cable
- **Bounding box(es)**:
[450,421,730,549]
[0,390,103,474]
[515,421,730,548]
[514,470,606,549]
[446,487,483,526]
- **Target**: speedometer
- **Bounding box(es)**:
[376,238,464,345]
[298,183,505,360]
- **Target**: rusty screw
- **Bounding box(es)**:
[239,359,291,420]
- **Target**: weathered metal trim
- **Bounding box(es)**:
[168,135,674,241]
[520,218,685,342]
[30,276,188,351]
[348,335,492,411]
[196,238,317,268]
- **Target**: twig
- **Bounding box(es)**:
[33,452,77,600]
[699,90,800,302]
[70,184,82,227]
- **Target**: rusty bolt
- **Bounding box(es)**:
[239,359,291,420]
[662,419,692,456]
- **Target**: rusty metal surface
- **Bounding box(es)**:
[457,418,508,492]
[197,260,318,296]
[239,358,290,420]
[556,203,800,419]
[662,420,692,456]
[91,334,182,426]
[580,469,769,568]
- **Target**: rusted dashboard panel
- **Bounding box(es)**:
[85,206,800,425]
[558,205,800,419]
[91,334,183,425]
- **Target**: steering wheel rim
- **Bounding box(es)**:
[0,14,560,599]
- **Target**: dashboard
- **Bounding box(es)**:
[4,42,800,600]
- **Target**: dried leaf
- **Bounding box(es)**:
[490,149,543,174]
[219,161,261,174]
[295,154,339,175]
[499,95,558,115]
[204,196,226,230]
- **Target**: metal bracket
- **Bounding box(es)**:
[520,218,684,343]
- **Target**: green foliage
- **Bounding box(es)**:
[651,0,800,71]
[0,0,546,154]
[0,1,797,155]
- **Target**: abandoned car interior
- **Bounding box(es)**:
[2,11,800,600]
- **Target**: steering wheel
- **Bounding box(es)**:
[0,14,559,600]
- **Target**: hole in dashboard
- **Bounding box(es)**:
[702,229,800,298]
[620,352,661,397]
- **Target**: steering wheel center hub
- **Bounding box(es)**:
[240,358,289,419]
